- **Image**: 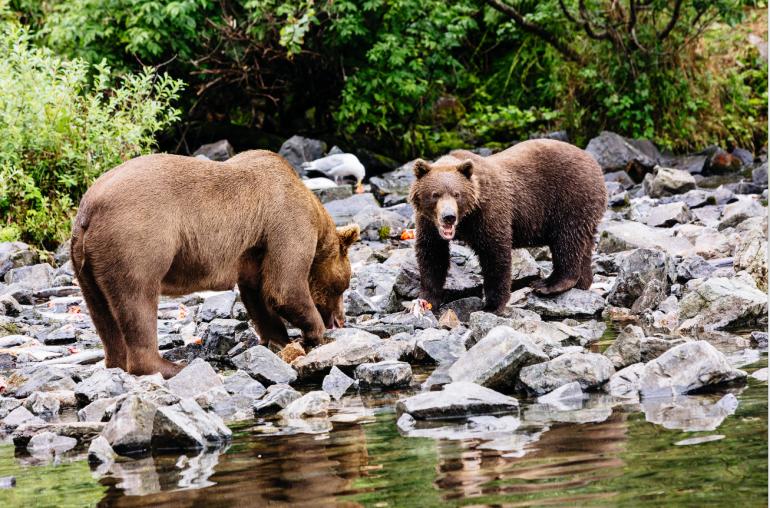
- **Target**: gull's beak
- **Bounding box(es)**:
[355,180,365,194]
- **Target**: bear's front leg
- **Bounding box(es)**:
[478,241,513,315]
[415,216,450,310]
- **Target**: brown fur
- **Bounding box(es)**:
[71,150,359,378]
[409,139,607,314]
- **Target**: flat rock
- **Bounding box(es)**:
[324,193,380,226]
[27,431,77,456]
[644,202,693,227]
[12,421,104,447]
[519,352,615,395]
[536,381,584,410]
[678,276,767,331]
[355,360,412,389]
[396,382,518,420]
[222,370,266,399]
[197,291,236,322]
[231,345,297,385]
[525,289,605,318]
[447,326,548,392]
[598,221,692,256]
[253,384,301,415]
[74,368,136,406]
[639,341,747,398]
[292,329,384,379]
[167,358,222,399]
[279,391,331,419]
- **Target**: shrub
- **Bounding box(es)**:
[0,20,183,249]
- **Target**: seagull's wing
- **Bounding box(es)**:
[302,154,346,172]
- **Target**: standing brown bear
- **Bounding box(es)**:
[408,139,606,314]
[71,150,360,379]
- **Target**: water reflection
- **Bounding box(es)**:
[642,392,740,432]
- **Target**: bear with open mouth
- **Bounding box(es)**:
[408,139,607,314]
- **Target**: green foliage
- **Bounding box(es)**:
[0,19,183,249]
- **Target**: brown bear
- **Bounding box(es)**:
[71,150,360,379]
[408,139,607,314]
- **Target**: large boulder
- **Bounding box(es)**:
[607,248,675,313]
[152,398,231,450]
[278,135,326,173]
[447,326,548,392]
[643,202,693,227]
[678,276,767,331]
[606,363,645,399]
[292,329,385,379]
[585,131,658,179]
[718,197,765,230]
[598,221,692,257]
[324,193,381,226]
[639,341,746,398]
[166,359,222,399]
[369,163,416,206]
[396,382,518,420]
[642,166,696,197]
[4,263,54,290]
[518,352,615,395]
[231,346,297,386]
[192,139,234,161]
[355,360,412,389]
[733,229,768,291]
[0,242,38,279]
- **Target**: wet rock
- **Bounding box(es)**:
[0,477,13,489]
[13,366,77,398]
[607,248,674,313]
[292,329,384,379]
[643,166,696,197]
[585,131,657,177]
[0,241,38,278]
[602,325,646,369]
[23,392,61,421]
[192,139,234,161]
[644,202,693,227]
[396,382,519,420]
[231,345,297,386]
[74,368,136,406]
[599,220,692,256]
[536,381,584,410]
[324,193,380,226]
[11,421,104,447]
[642,393,738,432]
[447,326,547,392]
[718,197,765,230]
[88,435,117,465]
[355,361,412,389]
[519,352,615,395]
[606,363,645,399]
[279,391,331,418]
[78,397,120,422]
[101,394,158,454]
[197,292,236,322]
[167,359,222,399]
[222,370,266,399]
[525,289,605,318]
[441,297,484,322]
[413,328,464,365]
[678,276,767,331]
[27,431,77,456]
[253,384,301,415]
[0,294,21,317]
[153,398,231,450]
[279,135,326,173]
[322,366,356,400]
[2,406,45,429]
[639,341,747,398]
[751,331,768,348]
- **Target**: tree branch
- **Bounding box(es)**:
[484,0,584,63]
[657,0,683,40]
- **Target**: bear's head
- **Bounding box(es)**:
[309,223,360,329]
[408,158,479,240]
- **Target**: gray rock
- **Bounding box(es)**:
[231,345,297,385]
[74,368,135,406]
[369,163,415,206]
[412,328,463,365]
[0,294,21,317]
[322,366,356,400]
[639,341,746,398]
[666,154,708,175]
[585,131,657,175]
[602,325,645,369]
[198,292,236,322]
[27,431,77,456]
[0,241,38,278]
[4,263,54,290]
[0,397,23,418]
[396,382,518,420]
[642,393,738,432]
[101,394,158,454]
[442,297,485,322]
[536,381,584,410]
[253,384,301,415]
[525,289,605,318]
[392,246,483,302]
[676,255,715,281]
[2,406,45,429]
[353,206,408,241]
[279,135,326,173]
[599,220,692,256]
[607,248,674,313]
[606,363,645,399]
[222,370,266,399]
[192,139,234,161]
[752,161,767,187]
[43,350,105,366]
[87,435,117,465]
[167,359,222,399]
[23,392,61,421]
[447,326,548,392]
[718,197,765,230]
[643,166,696,197]
[519,352,615,395]
[292,329,384,379]
[605,170,635,189]
[733,229,767,292]
[644,202,693,227]
[678,276,767,331]
[279,391,331,418]
[204,318,248,358]
[44,324,78,345]
[11,421,104,447]
[78,397,120,422]
[751,331,768,348]
[153,398,231,450]
[324,193,380,226]
[13,366,77,398]
[355,360,412,389]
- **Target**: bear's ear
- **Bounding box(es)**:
[337,224,360,251]
[457,160,473,179]
[413,159,431,179]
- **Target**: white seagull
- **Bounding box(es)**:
[301,153,365,192]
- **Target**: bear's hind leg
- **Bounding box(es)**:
[532,240,582,296]
[76,264,127,370]
[576,249,594,290]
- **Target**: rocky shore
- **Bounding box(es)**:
[0,131,766,484]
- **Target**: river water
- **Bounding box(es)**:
[0,355,766,507]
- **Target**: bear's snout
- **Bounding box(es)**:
[436,196,459,240]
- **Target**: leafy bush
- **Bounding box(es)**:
[0,20,183,249]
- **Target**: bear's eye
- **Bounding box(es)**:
[452,191,460,198]
[431,191,439,199]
